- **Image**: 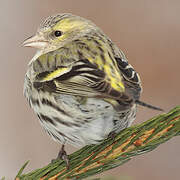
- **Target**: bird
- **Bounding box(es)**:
[23,13,162,167]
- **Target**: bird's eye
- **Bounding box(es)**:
[54,30,62,37]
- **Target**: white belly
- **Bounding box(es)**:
[24,76,136,147]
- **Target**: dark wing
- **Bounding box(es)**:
[115,57,142,100]
[33,59,133,106]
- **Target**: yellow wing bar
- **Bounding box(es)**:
[43,66,71,81]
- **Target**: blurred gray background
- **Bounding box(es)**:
[1,0,180,179]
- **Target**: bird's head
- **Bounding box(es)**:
[23,13,97,54]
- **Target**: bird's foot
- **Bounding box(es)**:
[51,145,70,169]
[108,131,117,141]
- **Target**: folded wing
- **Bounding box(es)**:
[33,59,133,107]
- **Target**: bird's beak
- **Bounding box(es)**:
[22,34,48,49]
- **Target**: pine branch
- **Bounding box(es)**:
[15,106,180,180]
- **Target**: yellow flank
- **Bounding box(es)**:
[43,67,70,81]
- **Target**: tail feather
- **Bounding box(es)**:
[135,100,164,111]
